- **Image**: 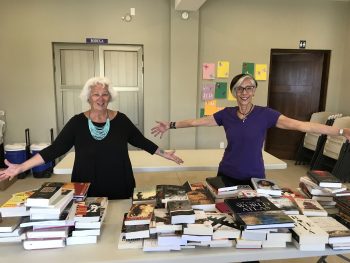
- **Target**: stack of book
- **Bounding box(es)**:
[62,182,90,201]
[333,195,350,230]
[310,216,350,250]
[183,181,216,211]
[0,216,25,243]
[156,185,188,208]
[225,196,295,249]
[21,182,77,250]
[68,196,108,245]
[123,203,154,240]
[289,214,329,251]
[0,190,35,217]
[205,176,252,202]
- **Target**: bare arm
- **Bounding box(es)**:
[154,148,184,165]
[276,115,350,140]
[0,154,45,181]
[151,116,217,138]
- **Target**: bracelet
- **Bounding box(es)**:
[169,121,176,129]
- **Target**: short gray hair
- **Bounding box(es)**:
[79,76,117,102]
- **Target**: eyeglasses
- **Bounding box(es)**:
[236,86,256,94]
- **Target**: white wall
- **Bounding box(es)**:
[0,0,349,150]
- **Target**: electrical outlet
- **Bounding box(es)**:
[219,142,225,149]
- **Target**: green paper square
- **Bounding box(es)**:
[242,62,255,75]
[200,108,205,118]
[215,82,227,99]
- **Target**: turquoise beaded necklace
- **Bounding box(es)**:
[88,111,110,140]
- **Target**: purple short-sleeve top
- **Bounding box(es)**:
[213,106,281,180]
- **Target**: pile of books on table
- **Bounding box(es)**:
[0,181,108,250]
[298,170,350,215]
[118,173,350,252]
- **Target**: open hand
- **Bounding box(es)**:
[0,159,22,181]
[163,150,183,165]
[151,121,170,139]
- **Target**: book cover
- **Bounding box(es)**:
[187,188,215,211]
[205,176,238,193]
[310,216,350,243]
[251,178,282,196]
[167,200,194,216]
[26,182,64,206]
[63,182,90,199]
[307,170,342,188]
[294,198,328,216]
[267,196,300,215]
[0,216,22,232]
[132,187,156,204]
[225,196,294,230]
[289,215,329,244]
[124,203,154,226]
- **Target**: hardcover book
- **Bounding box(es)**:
[251,178,282,196]
[307,170,342,188]
[205,176,238,193]
[224,196,295,230]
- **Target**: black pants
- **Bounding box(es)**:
[217,171,255,189]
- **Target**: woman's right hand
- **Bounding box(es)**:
[151,121,170,139]
[0,159,23,181]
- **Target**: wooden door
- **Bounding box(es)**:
[265,49,330,160]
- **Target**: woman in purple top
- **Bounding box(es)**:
[151,73,350,187]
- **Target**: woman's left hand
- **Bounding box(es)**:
[156,148,183,164]
[163,150,184,164]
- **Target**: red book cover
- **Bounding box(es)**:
[215,202,231,213]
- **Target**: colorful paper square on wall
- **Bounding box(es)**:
[227,86,236,101]
[204,100,217,115]
[255,64,267,80]
[200,108,205,118]
[242,62,255,75]
[217,61,230,78]
[215,82,227,99]
[202,83,215,101]
[202,63,215,80]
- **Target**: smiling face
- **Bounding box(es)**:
[88,84,111,111]
[234,78,256,107]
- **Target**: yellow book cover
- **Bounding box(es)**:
[1,190,35,208]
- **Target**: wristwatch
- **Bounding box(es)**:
[339,128,344,136]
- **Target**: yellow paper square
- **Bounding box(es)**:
[255,64,267,80]
[217,61,230,78]
[227,87,236,101]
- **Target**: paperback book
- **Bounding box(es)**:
[251,178,282,196]
[307,170,342,188]
[26,182,64,207]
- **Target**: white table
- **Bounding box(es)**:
[53,149,287,174]
[0,199,349,263]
